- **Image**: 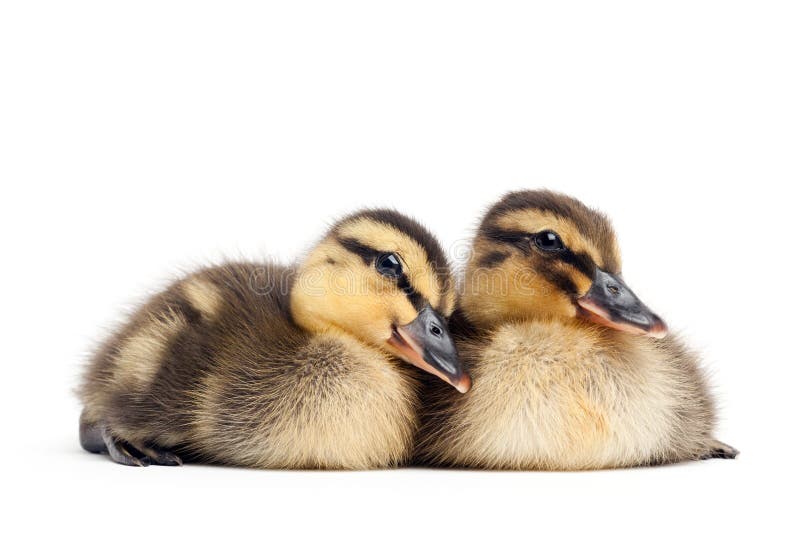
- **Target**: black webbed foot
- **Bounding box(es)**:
[140,443,183,466]
[95,425,183,467]
[101,427,151,466]
[700,439,739,460]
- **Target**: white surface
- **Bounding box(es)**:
[2,1,798,532]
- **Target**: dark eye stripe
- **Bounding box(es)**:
[482,227,532,254]
[542,269,579,296]
[397,274,425,310]
[337,237,377,265]
[336,209,452,294]
[477,251,511,268]
[483,227,597,279]
[337,237,427,311]
[558,250,595,278]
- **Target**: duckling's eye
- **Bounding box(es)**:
[376,253,403,278]
[533,230,565,252]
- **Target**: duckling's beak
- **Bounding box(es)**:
[388,304,471,393]
[576,268,667,339]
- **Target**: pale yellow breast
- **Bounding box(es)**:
[441,321,681,469]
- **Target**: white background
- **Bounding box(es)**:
[2,1,798,532]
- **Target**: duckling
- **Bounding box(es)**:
[415,190,737,469]
[79,209,470,468]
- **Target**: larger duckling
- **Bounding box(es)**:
[80,209,470,468]
[415,190,737,469]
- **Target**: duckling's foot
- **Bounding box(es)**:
[99,427,183,467]
[100,427,150,466]
[700,439,739,460]
[140,443,183,466]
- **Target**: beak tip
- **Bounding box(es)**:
[454,375,472,393]
[648,321,668,339]
[577,274,668,340]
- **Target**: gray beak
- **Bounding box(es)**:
[576,268,667,338]
[388,304,471,393]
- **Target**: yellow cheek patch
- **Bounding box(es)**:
[572,269,594,296]
[463,250,578,327]
[291,248,412,344]
[463,230,600,328]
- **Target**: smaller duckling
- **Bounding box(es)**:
[415,190,737,469]
[80,209,470,468]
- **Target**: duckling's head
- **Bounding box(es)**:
[291,209,470,392]
[462,190,666,338]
